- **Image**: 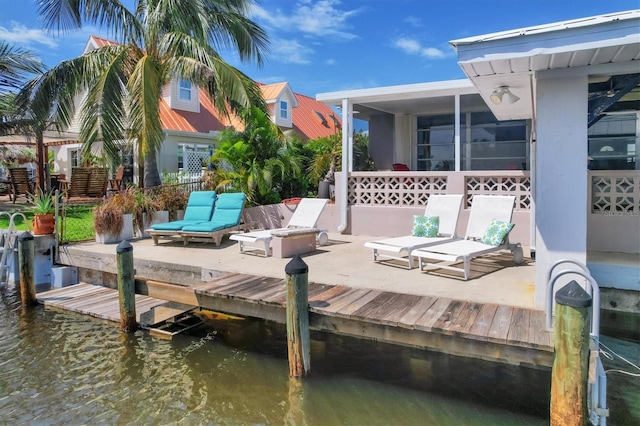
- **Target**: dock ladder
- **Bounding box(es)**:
[0,212,30,288]
[546,259,609,426]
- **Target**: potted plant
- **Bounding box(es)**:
[93,191,135,243]
[30,190,56,235]
[152,185,189,221]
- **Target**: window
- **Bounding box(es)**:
[462,112,528,171]
[179,79,192,101]
[280,100,288,119]
[588,114,638,170]
[416,110,528,171]
[416,115,456,171]
[70,149,80,168]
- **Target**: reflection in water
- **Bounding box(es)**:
[0,286,555,424]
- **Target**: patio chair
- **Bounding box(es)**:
[108,165,124,194]
[87,168,109,198]
[146,191,217,244]
[8,167,33,203]
[67,167,91,198]
[179,192,247,246]
[229,198,329,257]
[363,194,464,269]
[410,195,524,280]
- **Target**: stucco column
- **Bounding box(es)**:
[534,74,588,308]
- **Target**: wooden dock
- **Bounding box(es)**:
[37,271,554,368]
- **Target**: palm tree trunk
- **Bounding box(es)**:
[143,149,161,188]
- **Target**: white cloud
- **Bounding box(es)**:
[404,16,423,27]
[270,39,313,64]
[393,37,446,59]
[325,58,335,65]
[0,22,58,48]
[252,0,361,40]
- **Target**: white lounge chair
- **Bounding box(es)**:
[410,194,524,280]
[363,194,464,269]
[229,198,329,257]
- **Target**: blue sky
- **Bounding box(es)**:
[0,0,637,97]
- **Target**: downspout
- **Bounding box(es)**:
[529,74,537,258]
[337,98,351,233]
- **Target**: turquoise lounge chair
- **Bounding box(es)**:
[146,191,217,244]
[180,192,247,246]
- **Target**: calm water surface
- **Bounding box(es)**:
[0,284,619,425]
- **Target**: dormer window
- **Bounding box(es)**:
[179,79,192,101]
[280,100,288,119]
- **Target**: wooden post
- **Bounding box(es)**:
[17,232,37,307]
[116,240,137,332]
[550,280,592,426]
[285,255,310,377]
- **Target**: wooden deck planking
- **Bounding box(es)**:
[397,296,437,329]
[432,300,466,333]
[350,292,399,320]
[507,307,531,345]
[487,305,514,342]
[529,310,553,348]
[467,303,499,340]
[235,278,284,301]
[313,288,373,314]
[38,284,167,323]
[218,277,276,299]
[378,294,424,326]
[443,302,482,337]
[332,289,384,319]
[413,297,453,332]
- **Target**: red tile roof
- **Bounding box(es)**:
[291,93,341,140]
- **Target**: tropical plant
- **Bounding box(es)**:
[24,0,270,188]
[306,130,375,187]
[150,185,189,220]
[29,189,55,215]
[210,106,303,205]
[0,41,44,95]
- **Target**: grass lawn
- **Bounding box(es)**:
[0,204,97,243]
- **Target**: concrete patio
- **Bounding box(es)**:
[58,233,537,310]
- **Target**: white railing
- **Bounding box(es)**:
[161,170,204,184]
[347,171,531,210]
[589,170,640,213]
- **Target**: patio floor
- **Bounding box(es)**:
[59,233,538,310]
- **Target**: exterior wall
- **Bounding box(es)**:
[534,74,589,308]
[368,113,394,170]
[587,170,640,253]
[158,133,216,174]
[166,80,200,113]
[273,92,295,128]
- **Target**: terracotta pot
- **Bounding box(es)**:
[32,213,55,235]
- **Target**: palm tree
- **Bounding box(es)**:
[0,41,45,135]
[210,106,302,205]
[25,0,269,187]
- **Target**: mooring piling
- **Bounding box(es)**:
[17,232,37,307]
[285,255,310,377]
[116,240,137,332]
[550,280,591,426]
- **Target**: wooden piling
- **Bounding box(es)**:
[17,232,37,307]
[285,255,310,377]
[116,240,137,332]
[550,280,591,426]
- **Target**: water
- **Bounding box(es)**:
[0,285,635,425]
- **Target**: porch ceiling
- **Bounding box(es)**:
[316,79,479,120]
[450,10,640,121]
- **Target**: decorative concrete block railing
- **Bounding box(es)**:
[347,171,531,210]
[589,170,640,214]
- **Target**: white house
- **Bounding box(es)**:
[317,10,640,309]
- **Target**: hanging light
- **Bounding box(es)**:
[490,86,520,105]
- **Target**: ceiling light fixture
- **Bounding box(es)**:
[490,86,520,105]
